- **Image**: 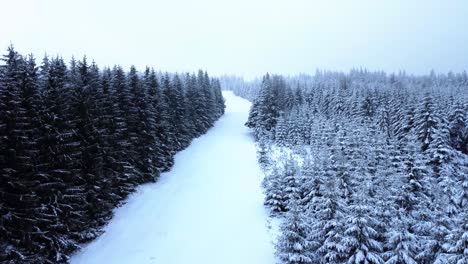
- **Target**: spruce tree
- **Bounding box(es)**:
[193,70,211,134]
[277,198,313,264]
[0,46,68,262]
[312,162,347,263]
[110,65,136,197]
[147,69,173,172]
[171,74,190,149]
[384,211,418,264]
[263,167,288,213]
[414,94,440,151]
[337,204,385,264]
[448,103,467,154]
[36,56,78,261]
[438,215,468,264]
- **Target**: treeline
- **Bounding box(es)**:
[244,71,467,263]
[219,75,260,101]
[0,46,225,263]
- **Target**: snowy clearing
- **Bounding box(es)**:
[71,91,275,264]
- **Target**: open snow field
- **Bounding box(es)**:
[71,91,275,264]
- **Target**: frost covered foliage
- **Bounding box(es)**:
[276,198,313,264]
[248,71,468,264]
[0,46,225,263]
[219,75,261,101]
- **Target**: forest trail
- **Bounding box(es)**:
[71,91,275,264]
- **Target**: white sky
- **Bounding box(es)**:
[1,0,467,78]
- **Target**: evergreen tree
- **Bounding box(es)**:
[0,47,50,262]
[0,46,225,262]
[111,65,136,196]
[212,78,226,118]
[438,215,468,264]
[140,67,165,176]
[275,114,289,146]
[36,56,80,262]
[257,141,271,170]
[240,69,468,264]
[147,69,173,172]
[312,162,347,264]
[448,103,467,154]
[184,73,199,138]
[414,94,440,151]
[246,74,282,140]
[277,198,312,264]
[171,74,190,149]
[283,158,300,209]
[127,65,158,183]
[263,167,288,213]
[384,212,418,264]
[338,204,385,264]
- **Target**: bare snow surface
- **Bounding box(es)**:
[71,91,275,264]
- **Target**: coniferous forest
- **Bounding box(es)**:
[227,71,468,264]
[0,46,225,263]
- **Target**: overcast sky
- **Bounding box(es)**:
[1,0,467,79]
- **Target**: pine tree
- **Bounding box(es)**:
[246,74,282,140]
[277,198,313,264]
[0,47,226,262]
[275,114,289,146]
[211,78,226,118]
[263,167,288,213]
[438,215,468,264]
[35,56,79,261]
[283,158,300,209]
[161,73,181,152]
[184,73,199,138]
[125,65,146,183]
[457,159,468,209]
[414,209,451,264]
[0,47,45,261]
[191,71,211,135]
[414,94,440,151]
[147,69,173,172]
[203,71,218,125]
[127,65,159,184]
[338,204,385,264]
[171,74,190,150]
[239,69,468,264]
[311,160,347,263]
[111,65,136,197]
[394,101,417,141]
[376,101,394,139]
[287,108,306,145]
[256,141,271,170]
[448,103,467,154]
[298,156,325,208]
[384,212,418,264]
[140,67,164,177]
[76,59,113,238]
[58,57,101,247]
[0,47,77,262]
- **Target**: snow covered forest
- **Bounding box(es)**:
[0,46,225,263]
[228,70,468,264]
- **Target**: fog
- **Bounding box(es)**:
[1,0,467,78]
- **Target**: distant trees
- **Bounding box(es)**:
[246,74,286,140]
[238,69,468,264]
[0,46,225,263]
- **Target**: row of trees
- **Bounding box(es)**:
[241,71,467,263]
[0,46,225,263]
[219,75,260,101]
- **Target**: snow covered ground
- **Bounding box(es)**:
[71,91,275,264]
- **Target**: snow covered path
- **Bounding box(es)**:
[71,91,275,264]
